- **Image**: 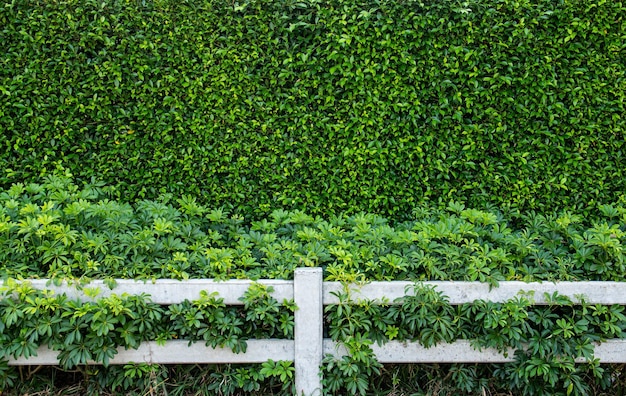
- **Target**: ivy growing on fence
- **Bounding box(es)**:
[0,280,295,394]
[1,176,626,394]
[323,285,626,395]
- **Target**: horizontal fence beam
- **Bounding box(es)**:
[6,280,626,306]
[325,339,626,364]
[10,339,626,366]
[1,279,294,305]
[8,339,294,366]
[323,281,626,305]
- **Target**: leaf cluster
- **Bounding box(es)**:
[3,361,296,396]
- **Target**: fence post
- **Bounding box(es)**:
[294,267,323,396]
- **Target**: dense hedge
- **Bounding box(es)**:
[1,0,625,218]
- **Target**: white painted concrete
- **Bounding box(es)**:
[323,281,626,305]
[1,279,293,305]
[325,339,626,363]
[8,339,294,365]
[294,268,323,396]
[11,339,626,367]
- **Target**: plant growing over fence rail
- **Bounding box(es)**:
[1,177,626,394]
[323,285,626,395]
[3,269,626,394]
[0,280,295,394]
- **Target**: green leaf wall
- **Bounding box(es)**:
[1,0,625,218]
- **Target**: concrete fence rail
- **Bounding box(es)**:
[4,268,626,396]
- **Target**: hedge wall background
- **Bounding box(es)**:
[1,0,625,219]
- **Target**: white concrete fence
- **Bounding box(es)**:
[5,268,626,395]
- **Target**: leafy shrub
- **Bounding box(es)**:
[2,362,295,396]
[1,0,625,218]
[1,175,625,282]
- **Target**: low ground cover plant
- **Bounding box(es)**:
[323,285,626,395]
[0,175,624,283]
[0,280,296,394]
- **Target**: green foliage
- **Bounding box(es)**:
[322,333,381,395]
[322,285,626,395]
[1,0,625,218]
[1,177,626,394]
[0,280,294,394]
[2,363,296,396]
[1,176,626,283]
[240,283,297,339]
